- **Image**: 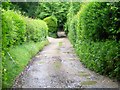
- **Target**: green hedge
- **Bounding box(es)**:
[68,2,120,80]
[75,40,120,79]
[2,10,48,48]
[64,3,81,35]
[76,2,120,42]
[2,9,48,53]
[2,10,48,88]
[0,7,2,90]
[25,17,48,42]
[43,16,58,38]
[68,15,77,45]
[2,10,26,49]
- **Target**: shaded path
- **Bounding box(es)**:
[13,37,119,88]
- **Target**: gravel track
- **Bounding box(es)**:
[13,34,119,88]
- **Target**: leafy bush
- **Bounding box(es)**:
[65,2,81,35]
[25,17,48,42]
[0,7,2,90]
[76,2,120,42]
[2,2,13,10]
[2,9,48,88]
[2,10,48,49]
[35,2,70,30]
[68,2,120,80]
[44,16,58,38]
[68,15,77,45]
[2,10,26,50]
[75,40,120,79]
[10,2,70,30]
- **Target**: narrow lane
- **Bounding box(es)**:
[13,36,119,88]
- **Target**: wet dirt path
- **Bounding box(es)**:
[13,37,119,88]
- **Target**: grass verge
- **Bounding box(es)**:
[2,40,49,88]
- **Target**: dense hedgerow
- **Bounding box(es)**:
[68,15,77,45]
[75,40,120,79]
[25,17,48,42]
[44,16,58,38]
[76,2,120,42]
[68,2,120,80]
[2,10,48,51]
[2,10,48,88]
[64,3,81,34]
[2,10,26,50]
[0,7,2,90]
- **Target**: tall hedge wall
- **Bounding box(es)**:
[67,2,120,80]
[64,2,81,35]
[76,2,120,42]
[2,10,48,52]
[2,9,48,87]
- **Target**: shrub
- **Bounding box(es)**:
[68,15,77,46]
[25,17,48,42]
[68,2,120,80]
[2,9,48,88]
[2,2,13,10]
[65,2,81,35]
[43,16,58,38]
[75,40,120,79]
[2,10,26,50]
[76,2,120,42]
[35,2,70,30]
[0,7,2,90]
[2,9,48,50]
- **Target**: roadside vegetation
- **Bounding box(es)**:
[2,9,48,88]
[66,2,120,80]
[44,16,58,38]
[1,1,120,88]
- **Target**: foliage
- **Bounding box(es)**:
[0,5,2,90]
[35,2,70,30]
[9,2,70,30]
[76,2,120,42]
[68,15,77,45]
[11,2,39,18]
[2,9,48,88]
[2,2,13,10]
[65,2,81,34]
[44,16,58,38]
[2,10,48,49]
[68,2,120,80]
[25,17,48,42]
[2,2,120,88]
[75,40,120,79]
[2,10,26,50]
[2,40,49,88]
